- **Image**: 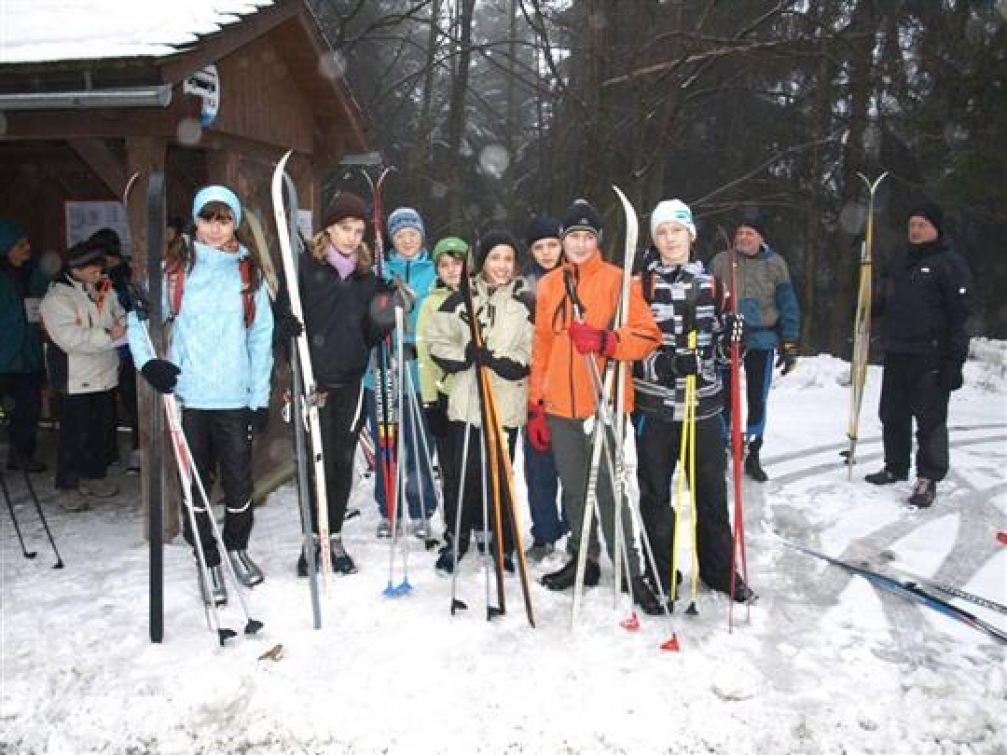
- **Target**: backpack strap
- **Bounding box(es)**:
[238,257,256,328]
[164,254,256,328]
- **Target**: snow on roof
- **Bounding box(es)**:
[0,0,276,65]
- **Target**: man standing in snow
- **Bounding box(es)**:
[865,203,973,508]
[710,211,800,482]
[0,218,49,474]
[528,199,664,615]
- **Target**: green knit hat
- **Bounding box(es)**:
[431,237,470,266]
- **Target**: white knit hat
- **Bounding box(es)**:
[650,199,696,241]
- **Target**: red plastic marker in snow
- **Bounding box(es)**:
[660,634,681,652]
[621,613,641,631]
[997,532,1007,545]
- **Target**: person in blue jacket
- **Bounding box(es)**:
[365,207,438,539]
[0,218,50,473]
[709,211,800,482]
[128,186,273,606]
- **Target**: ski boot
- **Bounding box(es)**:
[630,575,665,616]
[330,535,358,575]
[376,518,391,538]
[79,478,119,498]
[58,488,89,512]
[541,556,600,591]
[297,539,320,578]
[525,540,555,562]
[228,550,264,587]
[744,437,769,482]
[908,478,936,508]
[199,564,228,606]
[865,468,907,485]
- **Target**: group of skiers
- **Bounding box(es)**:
[0,183,972,614]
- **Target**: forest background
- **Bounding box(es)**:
[310,0,1006,356]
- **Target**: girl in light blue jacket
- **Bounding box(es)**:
[128,186,273,605]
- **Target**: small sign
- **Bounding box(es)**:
[65,201,132,256]
[183,64,220,126]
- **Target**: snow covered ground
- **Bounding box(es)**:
[2,352,1005,754]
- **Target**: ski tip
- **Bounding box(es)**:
[450,599,468,614]
[26,552,37,559]
[660,634,681,652]
[487,606,505,621]
[53,561,65,570]
[621,613,641,631]
[244,619,264,635]
[686,602,699,616]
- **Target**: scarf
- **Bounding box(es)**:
[326,242,358,280]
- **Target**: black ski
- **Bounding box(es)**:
[779,536,1007,645]
[147,172,166,643]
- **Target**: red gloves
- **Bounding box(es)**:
[568,321,617,357]
[526,402,551,452]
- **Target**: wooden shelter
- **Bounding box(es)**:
[0,0,369,534]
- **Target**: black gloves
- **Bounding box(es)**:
[141,359,180,394]
[248,407,270,433]
[423,396,449,438]
[938,360,964,392]
[776,342,799,375]
[653,349,700,382]
[273,309,303,344]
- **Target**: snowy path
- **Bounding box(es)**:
[2,356,1005,754]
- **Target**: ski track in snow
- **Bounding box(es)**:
[2,356,1006,754]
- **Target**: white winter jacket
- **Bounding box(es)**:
[41,272,124,395]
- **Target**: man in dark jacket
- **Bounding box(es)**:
[0,218,49,472]
[866,203,973,508]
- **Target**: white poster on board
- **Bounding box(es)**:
[65,201,132,257]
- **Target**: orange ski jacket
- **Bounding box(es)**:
[529,253,661,419]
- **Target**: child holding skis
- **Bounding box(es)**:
[632,199,754,605]
[366,208,438,539]
[528,199,664,615]
[416,237,470,556]
[296,192,394,576]
[425,231,532,573]
[129,185,273,606]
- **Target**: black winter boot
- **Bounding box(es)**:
[630,575,665,616]
[744,437,769,482]
[865,468,907,485]
[541,556,600,591]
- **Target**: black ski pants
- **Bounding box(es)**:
[633,412,736,594]
[879,353,950,481]
[55,389,113,490]
[435,416,461,542]
[311,381,366,536]
[450,421,517,555]
[181,408,253,566]
[0,371,43,464]
[548,413,642,577]
[105,353,139,463]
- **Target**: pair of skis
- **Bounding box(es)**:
[778,536,1006,645]
[845,172,888,476]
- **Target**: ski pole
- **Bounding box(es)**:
[449,411,474,614]
[0,463,37,560]
[12,451,63,568]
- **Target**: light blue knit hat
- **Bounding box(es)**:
[387,207,425,242]
[192,185,242,227]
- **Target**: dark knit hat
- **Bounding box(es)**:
[0,218,27,258]
[736,208,769,240]
[561,199,603,240]
[908,202,944,237]
[322,192,368,230]
[88,227,122,257]
[476,230,519,270]
[525,215,563,247]
[68,241,105,269]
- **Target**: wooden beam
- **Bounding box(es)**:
[67,139,126,197]
[0,97,200,140]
